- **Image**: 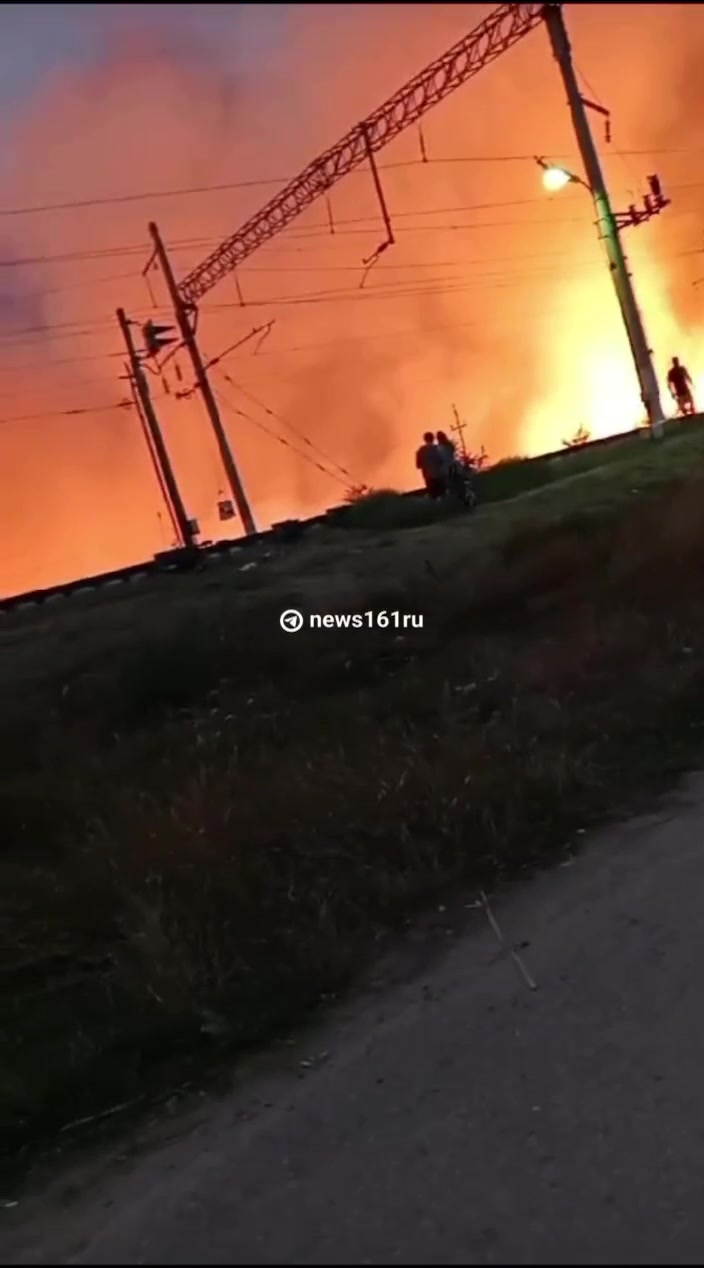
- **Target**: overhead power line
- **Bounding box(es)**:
[4,184,704,275]
[0,400,133,427]
[0,148,702,219]
[4,238,704,355]
[0,236,218,269]
[0,350,125,372]
[211,376,349,488]
[218,371,358,483]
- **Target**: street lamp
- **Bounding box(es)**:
[536,156,589,194]
[542,165,572,193]
[537,153,664,435]
[537,160,577,194]
[541,2,666,441]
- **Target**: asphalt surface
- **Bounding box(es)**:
[4,776,704,1265]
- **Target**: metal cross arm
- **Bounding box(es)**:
[176,2,547,306]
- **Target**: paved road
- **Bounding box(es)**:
[4,777,704,1265]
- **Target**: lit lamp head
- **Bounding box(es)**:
[541,164,574,193]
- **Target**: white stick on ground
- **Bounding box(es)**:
[479,890,538,991]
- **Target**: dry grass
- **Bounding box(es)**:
[5,423,704,1174]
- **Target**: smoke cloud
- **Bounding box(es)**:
[0,243,46,333]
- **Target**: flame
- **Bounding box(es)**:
[524,238,702,452]
[0,2,702,595]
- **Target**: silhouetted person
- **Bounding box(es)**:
[667,356,695,416]
[436,430,459,496]
[415,431,446,499]
[436,429,457,466]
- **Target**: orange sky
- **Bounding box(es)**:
[1,1,704,595]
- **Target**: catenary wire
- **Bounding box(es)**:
[210,374,350,489]
[0,149,702,217]
[217,370,359,483]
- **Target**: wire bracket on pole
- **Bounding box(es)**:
[142,248,159,307]
[254,320,275,354]
[614,174,670,230]
[176,300,199,338]
[326,197,336,235]
[580,95,611,145]
[234,270,246,307]
[418,126,429,163]
[176,321,277,398]
[360,122,396,287]
[206,322,275,371]
[157,340,184,372]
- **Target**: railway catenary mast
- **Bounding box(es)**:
[177,2,546,305]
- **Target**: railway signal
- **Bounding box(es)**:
[142,320,178,359]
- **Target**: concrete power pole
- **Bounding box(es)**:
[125,361,182,547]
[543,3,665,439]
[147,222,257,535]
[116,308,197,552]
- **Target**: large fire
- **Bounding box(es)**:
[0,2,701,595]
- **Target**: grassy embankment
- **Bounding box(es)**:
[4,419,704,1171]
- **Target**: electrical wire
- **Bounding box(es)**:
[0,350,124,372]
[4,239,704,357]
[215,314,536,363]
[0,159,701,388]
[0,295,612,377]
[4,179,704,278]
[573,59,646,206]
[0,400,133,427]
[0,237,218,269]
[0,149,702,218]
[217,370,359,483]
[0,257,602,346]
[210,373,349,489]
[8,232,701,378]
[42,269,143,297]
[4,175,704,263]
[0,249,602,348]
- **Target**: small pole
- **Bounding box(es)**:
[148,221,257,535]
[451,404,469,462]
[125,361,181,546]
[361,124,395,249]
[543,3,665,439]
[116,308,195,551]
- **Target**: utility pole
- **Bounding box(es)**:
[450,404,470,462]
[543,3,665,439]
[116,307,196,551]
[125,361,181,547]
[147,221,257,535]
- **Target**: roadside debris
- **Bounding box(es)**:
[479,890,538,992]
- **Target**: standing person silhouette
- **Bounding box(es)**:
[436,430,458,496]
[415,432,446,499]
[667,356,695,416]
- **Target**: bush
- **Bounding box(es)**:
[329,487,460,531]
[477,456,555,503]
